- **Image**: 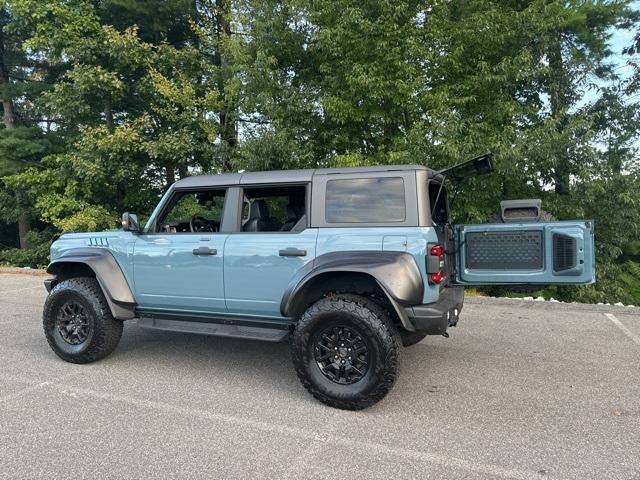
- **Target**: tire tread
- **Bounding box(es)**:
[292,294,400,410]
[43,277,123,364]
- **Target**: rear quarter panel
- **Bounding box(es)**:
[315,227,439,304]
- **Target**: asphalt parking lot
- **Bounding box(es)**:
[1,271,639,480]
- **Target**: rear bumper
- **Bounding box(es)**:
[404,286,464,334]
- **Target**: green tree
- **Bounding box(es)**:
[1,0,639,305]
[5,0,209,230]
[0,1,61,248]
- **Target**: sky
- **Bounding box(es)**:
[581,0,639,104]
[609,9,637,81]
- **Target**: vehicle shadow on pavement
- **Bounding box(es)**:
[102,323,450,409]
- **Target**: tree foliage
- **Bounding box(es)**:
[0,0,639,303]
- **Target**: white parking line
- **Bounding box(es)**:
[1,285,43,294]
[605,313,640,346]
[0,381,53,403]
[0,373,74,403]
[46,383,554,480]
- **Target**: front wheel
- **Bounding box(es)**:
[43,277,123,364]
[291,294,400,410]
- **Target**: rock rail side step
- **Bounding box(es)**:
[138,317,290,342]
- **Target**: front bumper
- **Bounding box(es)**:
[404,286,464,334]
[44,277,57,293]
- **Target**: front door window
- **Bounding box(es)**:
[158,190,226,233]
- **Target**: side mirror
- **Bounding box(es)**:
[121,212,140,232]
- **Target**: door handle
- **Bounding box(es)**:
[279,248,307,257]
[192,247,217,256]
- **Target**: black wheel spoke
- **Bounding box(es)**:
[321,334,334,344]
[56,300,91,345]
[314,324,370,385]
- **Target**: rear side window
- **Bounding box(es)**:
[428,180,449,224]
[241,185,307,232]
[325,177,405,223]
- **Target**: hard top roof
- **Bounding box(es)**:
[173,164,432,189]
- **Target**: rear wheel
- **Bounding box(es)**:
[291,294,400,410]
[43,277,123,364]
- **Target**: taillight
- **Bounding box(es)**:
[427,244,446,284]
[430,271,446,284]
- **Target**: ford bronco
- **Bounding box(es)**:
[42,155,595,409]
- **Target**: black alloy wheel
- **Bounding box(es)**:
[56,300,91,345]
[313,325,370,385]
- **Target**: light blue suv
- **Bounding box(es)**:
[42,156,595,409]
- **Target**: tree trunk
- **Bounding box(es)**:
[103,97,125,211]
[0,14,29,247]
[104,97,114,131]
[214,0,238,170]
[548,36,571,195]
[381,96,400,152]
[552,164,570,195]
[1,99,17,128]
[165,166,175,186]
[0,13,17,129]
[115,182,127,212]
[18,212,30,249]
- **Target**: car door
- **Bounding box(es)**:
[133,188,229,313]
[453,220,595,285]
[223,184,318,317]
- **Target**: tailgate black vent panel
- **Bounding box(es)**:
[503,207,538,220]
[465,230,543,270]
[553,234,576,272]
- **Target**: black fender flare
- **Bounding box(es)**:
[280,251,425,331]
[46,248,136,320]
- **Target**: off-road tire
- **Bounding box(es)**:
[487,209,555,294]
[43,277,123,364]
[400,330,429,347]
[292,294,401,410]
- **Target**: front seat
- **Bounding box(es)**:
[243,199,280,232]
[280,204,305,231]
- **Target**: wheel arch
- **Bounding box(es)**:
[280,251,424,332]
[47,248,136,320]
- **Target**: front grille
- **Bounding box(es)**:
[553,234,576,272]
[465,230,543,270]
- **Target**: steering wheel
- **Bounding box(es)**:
[190,215,214,233]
